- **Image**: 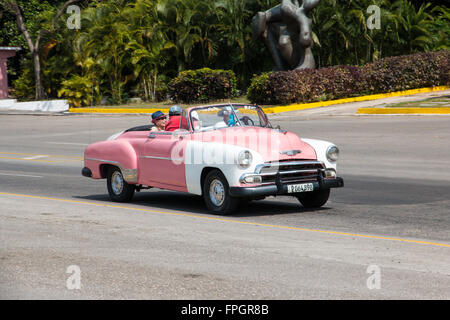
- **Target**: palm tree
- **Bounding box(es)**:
[367,0,402,61]
[214,0,252,84]
[312,0,353,66]
[125,0,175,101]
[156,0,206,71]
[428,5,450,50]
[76,0,133,104]
[392,0,434,54]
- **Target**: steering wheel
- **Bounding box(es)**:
[240,116,254,126]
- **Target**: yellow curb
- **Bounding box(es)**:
[67,86,450,114]
[68,107,257,115]
[264,85,450,114]
[69,107,170,114]
[357,107,450,114]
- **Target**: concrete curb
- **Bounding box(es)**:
[67,85,450,115]
[264,86,450,114]
[357,107,450,115]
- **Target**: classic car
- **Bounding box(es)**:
[82,103,344,214]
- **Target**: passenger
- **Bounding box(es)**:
[222,109,236,127]
[165,105,183,132]
[151,111,167,131]
[191,111,201,131]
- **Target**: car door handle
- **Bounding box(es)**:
[148,134,156,139]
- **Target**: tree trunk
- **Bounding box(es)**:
[142,78,149,101]
[152,72,157,102]
[3,0,80,101]
[32,50,45,100]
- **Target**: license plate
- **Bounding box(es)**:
[287,183,314,193]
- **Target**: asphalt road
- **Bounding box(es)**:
[0,113,449,299]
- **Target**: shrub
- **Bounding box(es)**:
[58,75,99,108]
[316,65,364,100]
[12,68,35,101]
[246,72,271,104]
[247,50,450,105]
[361,51,450,93]
[169,68,238,104]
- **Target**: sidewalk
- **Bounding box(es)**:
[270,89,450,118]
[2,87,449,116]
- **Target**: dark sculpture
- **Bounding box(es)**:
[252,0,320,71]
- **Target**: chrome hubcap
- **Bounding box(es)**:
[209,179,225,207]
[111,171,124,195]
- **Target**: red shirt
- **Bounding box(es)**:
[165,115,188,131]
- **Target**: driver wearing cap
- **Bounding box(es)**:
[218,108,237,127]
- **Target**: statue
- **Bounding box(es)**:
[252,0,320,71]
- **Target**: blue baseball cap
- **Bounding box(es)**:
[169,105,181,116]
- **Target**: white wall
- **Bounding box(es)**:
[0,99,69,112]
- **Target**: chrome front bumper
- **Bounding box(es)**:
[230,177,344,198]
[232,160,343,198]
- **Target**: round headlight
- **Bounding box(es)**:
[237,150,253,169]
[326,145,339,162]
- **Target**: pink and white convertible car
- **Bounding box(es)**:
[82,104,343,214]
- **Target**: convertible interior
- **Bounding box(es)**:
[124,125,154,132]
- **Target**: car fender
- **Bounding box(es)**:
[84,140,138,183]
[184,140,264,195]
[301,138,338,170]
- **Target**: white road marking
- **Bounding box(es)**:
[0,172,43,178]
[22,155,48,160]
[46,142,89,146]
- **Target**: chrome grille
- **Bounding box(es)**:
[256,161,325,185]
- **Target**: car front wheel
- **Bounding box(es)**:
[296,189,330,208]
[203,170,240,215]
[106,167,135,202]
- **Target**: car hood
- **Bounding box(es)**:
[191,127,317,162]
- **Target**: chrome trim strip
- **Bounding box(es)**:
[85,157,120,165]
[147,132,174,136]
[140,155,184,162]
[258,169,321,176]
[240,171,321,184]
[241,161,327,185]
[255,161,325,174]
[239,173,261,184]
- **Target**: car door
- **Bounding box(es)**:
[139,131,187,190]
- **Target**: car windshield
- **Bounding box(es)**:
[189,104,270,132]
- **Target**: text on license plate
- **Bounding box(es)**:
[287,183,314,193]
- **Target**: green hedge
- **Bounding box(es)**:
[169,68,238,104]
[247,51,450,105]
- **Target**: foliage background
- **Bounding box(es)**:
[247,51,450,104]
[0,0,449,105]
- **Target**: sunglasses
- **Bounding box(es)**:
[155,116,167,121]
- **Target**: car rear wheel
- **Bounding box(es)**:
[296,189,330,208]
[107,167,135,202]
[203,170,240,215]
